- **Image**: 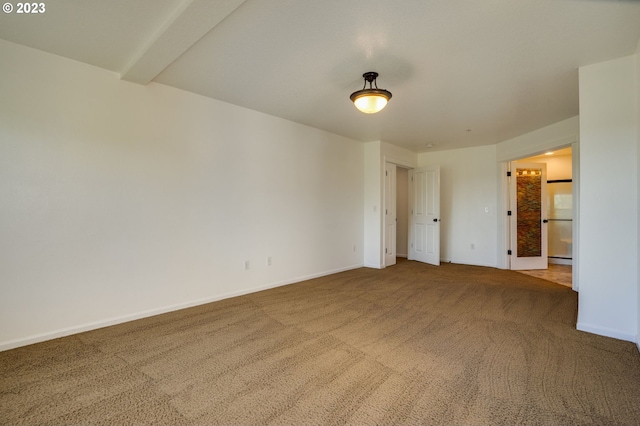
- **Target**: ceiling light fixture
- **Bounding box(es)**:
[350,72,392,114]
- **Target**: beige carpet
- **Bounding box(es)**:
[2,260,640,425]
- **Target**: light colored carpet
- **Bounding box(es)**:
[2,260,639,425]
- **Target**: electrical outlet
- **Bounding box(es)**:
[470,243,475,250]
[244,260,250,270]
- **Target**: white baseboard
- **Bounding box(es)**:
[446,259,499,268]
[549,258,572,266]
[0,263,364,352]
[576,322,636,343]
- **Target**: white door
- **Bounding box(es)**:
[409,166,440,265]
[509,162,548,270]
[384,163,397,267]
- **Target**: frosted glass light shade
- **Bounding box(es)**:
[350,72,392,114]
[353,94,389,114]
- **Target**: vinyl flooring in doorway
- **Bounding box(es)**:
[516,264,572,287]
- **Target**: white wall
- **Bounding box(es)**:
[418,145,498,267]
[381,141,418,168]
[578,54,638,343]
[496,117,579,162]
[0,40,364,350]
[363,141,382,268]
[545,155,572,181]
[636,39,640,349]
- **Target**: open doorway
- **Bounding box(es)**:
[510,147,573,287]
[384,163,440,267]
[383,163,410,267]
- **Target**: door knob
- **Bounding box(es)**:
[542,219,548,223]
[433,218,438,222]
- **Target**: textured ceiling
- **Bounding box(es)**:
[1,0,639,152]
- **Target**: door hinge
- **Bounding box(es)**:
[385,209,388,215]
[386,170,388,176]
[507,210,512,216]
[507,171,512,177]
[507,250,512,255]
[385,248,388,254]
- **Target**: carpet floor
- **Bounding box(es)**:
[1,260,640,425]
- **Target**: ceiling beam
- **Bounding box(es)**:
[120,0,246,84]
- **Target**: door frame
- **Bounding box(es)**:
[383,162,397,267]
[382,155,416,268]
[497,141,580,291]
